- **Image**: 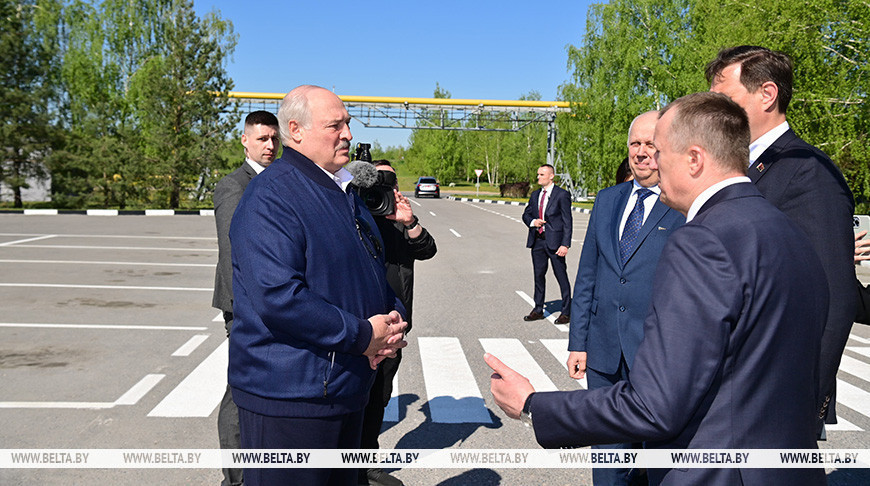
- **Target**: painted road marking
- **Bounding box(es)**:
[479,338,557,392]
[418,337,491,424]
[148,340,228,417]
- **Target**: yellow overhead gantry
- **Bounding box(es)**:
[226,91,584,198]
[226,91,571,132]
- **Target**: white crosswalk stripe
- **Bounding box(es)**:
[149,334,870,430]
[417,337,491,424]
[479,338,558,392]
[540,339,587,389]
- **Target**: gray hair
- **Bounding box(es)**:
[277,85,320,145]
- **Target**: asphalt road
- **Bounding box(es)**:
[0,198,868,485]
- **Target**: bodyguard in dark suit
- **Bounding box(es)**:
[708,46,856,432]
[487,93,828,485]
[211,111,279,486]
[522,164,573,323]
[567,111,684,485]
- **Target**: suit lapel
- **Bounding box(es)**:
[611,183,632,268]
[748,129,796,183]
[621,195,668,266]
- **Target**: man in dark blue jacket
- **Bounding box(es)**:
[229,85,407,486]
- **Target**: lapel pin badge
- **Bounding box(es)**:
[756,162,765,172]
[658,226,666,230]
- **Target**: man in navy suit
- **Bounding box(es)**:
[567,110,684,485]
[707,46,856,434]
[522,164,573,323]
[487,92,828,485]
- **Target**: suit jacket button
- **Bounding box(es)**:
[619,306,626,312]
[620,278,626,284]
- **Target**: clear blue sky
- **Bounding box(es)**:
[193,1,594,148]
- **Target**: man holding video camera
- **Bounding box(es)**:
[348,153,437,486]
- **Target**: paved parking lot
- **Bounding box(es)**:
[1,207,868,485]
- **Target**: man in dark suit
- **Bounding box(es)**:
[567,110,684,485]
[707,46,856,434]
[487,92,828,485]
[522,164,573,323]
[211,110,279,486]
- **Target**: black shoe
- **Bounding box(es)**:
[554,314,570,324]
[362,468,404,486]
[523,311,545,321]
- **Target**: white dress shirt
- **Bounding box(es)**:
[749,121,789,165]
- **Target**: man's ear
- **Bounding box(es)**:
[687,145,704,177]
[759,81,779,113]
[288,120,304,143]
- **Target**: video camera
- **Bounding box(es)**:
[350,143,397,216]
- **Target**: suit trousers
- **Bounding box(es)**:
[360,349,402,450]
[238,406,365,486]
[218,313,243,486]
[531,235,571,314]
[587,356,643,486]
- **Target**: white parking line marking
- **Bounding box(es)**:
[410,199,422,207]
[449,229,462,238]
[8,244,217,252]
[0,235,57,247]
[429,211,437,217]
[213,312,224,322]
[847,347,870,358]
[515,290,569,332]
[172,335,210,357]
[0,374,165,409]
[0,233,215,240]
[0,283,212,292]
[479,338,557,392]
[418,337,491,424]
[0,259,214,268]
[540,339,587,389]
[148,340,228,417]
[115,374,165,405]
[0,323,208,331]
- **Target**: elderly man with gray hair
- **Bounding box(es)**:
[228,85,408,486]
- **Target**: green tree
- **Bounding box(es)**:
[128,0,238,208]
[406,83,464,182]
[51,0,237,209]
[558,0,699,193]
[0,0,61,207]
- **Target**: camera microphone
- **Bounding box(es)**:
[346,160,379,188]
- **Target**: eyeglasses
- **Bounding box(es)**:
[355,217,382,260]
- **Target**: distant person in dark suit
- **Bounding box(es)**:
[522,164,573,323]
[487,92,828,486]
[211,110,279,486]
[566,110,684,486]
[708,46,856,435]
[615,156,633,185]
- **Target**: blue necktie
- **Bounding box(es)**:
[619,188,653,264]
